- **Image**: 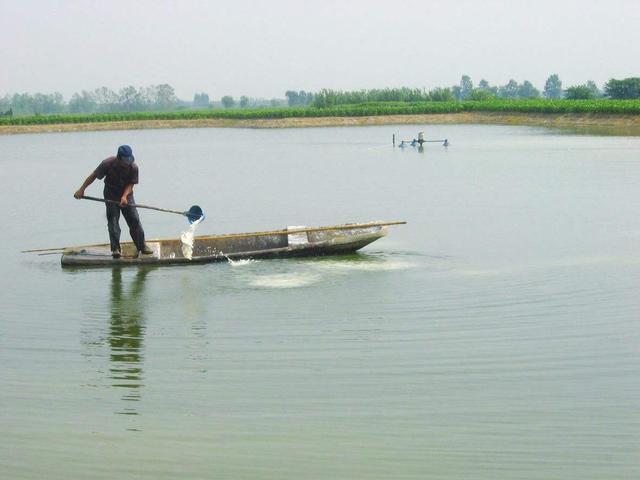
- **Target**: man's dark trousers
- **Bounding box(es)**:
[104,188,146,252]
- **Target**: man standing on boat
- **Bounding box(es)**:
[74,145,152,258]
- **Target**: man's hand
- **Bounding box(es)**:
[75,172,97,199]
[119,195,129,207]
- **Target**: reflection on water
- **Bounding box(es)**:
[109,268,150,415]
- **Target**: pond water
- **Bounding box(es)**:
[1,125,639,479]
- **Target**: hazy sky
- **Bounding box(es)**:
[1,0,639,100]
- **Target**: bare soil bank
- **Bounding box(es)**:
[2,112,640,135]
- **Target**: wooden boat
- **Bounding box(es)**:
[59,221,406,267]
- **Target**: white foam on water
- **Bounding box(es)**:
[246,258,412,289]
[180,218,203,260]
[243,257,415,290]
[312,258,414,273]
[248,272,321,289]
[228,258,256,267]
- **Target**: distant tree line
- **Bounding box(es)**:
[285,90,314,106]
[308,74,621,107]
[193,92,210,108]
[1,92,66,116]
[603,78,640,99]
[2,76,640,117]
[312,87,447,108]
[458,74,601,100]
[0,84,290,116]
[309,75,640,107]
[68,84,178,113]
[213,95,286,109]
[0,84,178,116]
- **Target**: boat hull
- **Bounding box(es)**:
[61,224,389,267]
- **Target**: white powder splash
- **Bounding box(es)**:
[312,258,414,272]
[180,218,203,260]
[227,258,255,267]
[249,272,321,289]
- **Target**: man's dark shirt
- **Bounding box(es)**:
[94,156,139,198]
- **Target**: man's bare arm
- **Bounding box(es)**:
[74,172,97,199]
[120,183,134,206]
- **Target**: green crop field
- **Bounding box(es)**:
[2,99,640,126]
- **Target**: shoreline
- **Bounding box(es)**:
[2,112,640,135]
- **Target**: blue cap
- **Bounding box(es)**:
[117,145,134,164]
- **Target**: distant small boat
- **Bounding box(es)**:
[394,132,449,147]
[60,221,406,267]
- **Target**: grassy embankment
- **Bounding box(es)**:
[2,99,640,134]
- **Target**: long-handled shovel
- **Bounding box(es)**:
[81,195,204,224]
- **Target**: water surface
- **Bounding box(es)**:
[1,125,639,479]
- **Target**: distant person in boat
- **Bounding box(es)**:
[73,145,152,258]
